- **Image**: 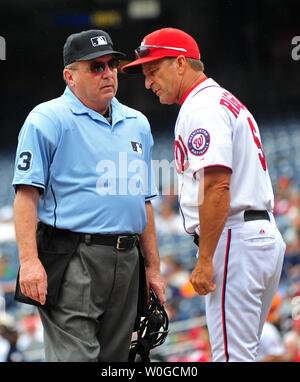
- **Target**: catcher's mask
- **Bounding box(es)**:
[128,288,169,362]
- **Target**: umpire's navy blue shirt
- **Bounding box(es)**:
[13,86,158,234]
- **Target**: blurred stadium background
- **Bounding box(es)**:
[0,0,300,362]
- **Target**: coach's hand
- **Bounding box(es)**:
[190,256,216,296]
[20,257,48,305]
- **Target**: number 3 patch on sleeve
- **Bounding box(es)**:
[17,151,33,171]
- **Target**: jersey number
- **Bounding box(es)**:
[17,151,32,171]
[247,117,266,171]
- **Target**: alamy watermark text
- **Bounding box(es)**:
[291,36,300,61]
[0,36,6,60]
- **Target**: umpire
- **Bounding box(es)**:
[12,29,166,362]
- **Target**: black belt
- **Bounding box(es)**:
[80,233,139,250]
[244,210,270,222]
[193,210,270,247]
[193,234,200,247]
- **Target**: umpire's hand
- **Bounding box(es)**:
[146,266,166,305]
[20,257,48,305]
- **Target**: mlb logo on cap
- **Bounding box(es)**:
[91,36,107,47]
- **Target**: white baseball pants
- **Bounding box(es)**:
[205,217,285,362]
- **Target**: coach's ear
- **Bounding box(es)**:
[175,55,188,75]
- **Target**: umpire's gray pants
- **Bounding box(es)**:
[39,242,139,362]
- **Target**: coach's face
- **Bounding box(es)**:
[142,58,182,105]
[64,54,118,114]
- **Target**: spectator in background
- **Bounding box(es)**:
[0,205,16,243]
[0,311,24,362]
[154,195,185,237]
[256,320,286,362]
[273,177,300,285]
[17,314,44,362]
[274,176,293,216]
[1,326,25,362]
[0,253,16,311]
[289,192,300,233]
[256,293,296,362]
[256,292,300,362]
[283,329,300,362]
[0,254,16,290]
[0,325,9,362]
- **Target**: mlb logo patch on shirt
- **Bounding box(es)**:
[131,141,143,154]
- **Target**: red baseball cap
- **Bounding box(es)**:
[122,28,200,74]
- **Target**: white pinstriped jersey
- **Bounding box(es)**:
[174,77,274,234]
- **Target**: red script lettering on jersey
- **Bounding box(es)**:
[174,135,189,174]
[220,91,247,118]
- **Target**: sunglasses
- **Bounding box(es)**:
[135,45,187,59]
[89,58,120,73]
[68,58,120,73]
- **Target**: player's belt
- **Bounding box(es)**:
[193,210,270,247]
[244,210,270,222]
[80,233,139,250]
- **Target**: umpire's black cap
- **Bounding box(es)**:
[63,29,126,67]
